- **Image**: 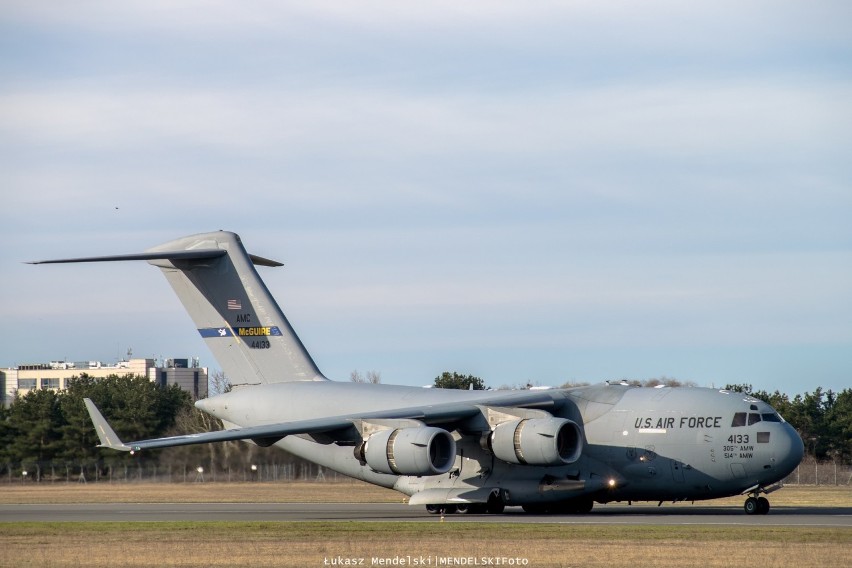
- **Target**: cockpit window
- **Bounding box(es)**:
[732,412,768,426]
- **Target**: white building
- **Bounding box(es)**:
[0,358,208,406]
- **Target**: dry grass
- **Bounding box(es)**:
[2,484,849,567]
[1,523,850,568]
[0,480,401,504]
[0,481,849,507]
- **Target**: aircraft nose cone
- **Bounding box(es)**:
[777,424,805,477]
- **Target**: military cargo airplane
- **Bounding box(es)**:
[32,231,804,515]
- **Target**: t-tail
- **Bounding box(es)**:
[30,231,327,386]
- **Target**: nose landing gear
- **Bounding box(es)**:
[743,483,779,515]
[744,495,770,515]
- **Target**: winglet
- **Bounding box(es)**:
[83,398,132,452]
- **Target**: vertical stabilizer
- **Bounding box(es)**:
[31,231,327,386]
[144,231,327,386]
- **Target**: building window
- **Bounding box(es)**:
[41,378,60,389]
[193,371,199,399]
[18,379,37,390]
[159,371,167,388]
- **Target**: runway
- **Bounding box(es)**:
[3,502,851,526]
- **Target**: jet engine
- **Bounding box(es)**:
[361,427,457,476]
[488,418,582,466]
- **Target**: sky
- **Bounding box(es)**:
[1,1,850,396]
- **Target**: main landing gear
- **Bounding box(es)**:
[425,503,501,515]
[521,497,594,514]
[425,493,505,515]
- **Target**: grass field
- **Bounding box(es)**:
[1,483,850,568]
[2,521,850,568]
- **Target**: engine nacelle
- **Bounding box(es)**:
[488,418,582,466]
[362,427,457,476]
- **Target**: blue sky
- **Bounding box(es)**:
[1,2,850,395]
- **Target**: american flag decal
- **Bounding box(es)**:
[227,299,242,310]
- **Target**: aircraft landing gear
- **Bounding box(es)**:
[425,504,457,515]
[425,503,490,515]
[743,482,785,515]
[455,503,487,514]
[425,490,506,515]
[521,497,594,515]
[744,495,770,515]
[485,494,505,514]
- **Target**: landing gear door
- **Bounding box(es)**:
[670,459,685,483]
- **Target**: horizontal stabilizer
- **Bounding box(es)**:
[28,250,226,265]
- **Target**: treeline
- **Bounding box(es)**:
[1,375,850,477]
[0,374,294,476]
[0,374,189,468]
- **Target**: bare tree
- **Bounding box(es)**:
[209,370,231,396]
[350,370,381,384]
[160,406,263,471]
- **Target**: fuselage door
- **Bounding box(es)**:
[730,463,746,479]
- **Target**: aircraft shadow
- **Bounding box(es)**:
[496,505,852,517]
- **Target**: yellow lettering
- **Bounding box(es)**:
[238,327,271,336]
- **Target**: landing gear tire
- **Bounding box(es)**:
[744,495,771,515]
[486,494,505,514]
[459,504,487,514]
[574,497,594,514]
[425,504,457,515]
[550,497,594,515]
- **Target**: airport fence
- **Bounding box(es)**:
[2,457,851,486]
[785,456,852,486]
[1,460,353,484]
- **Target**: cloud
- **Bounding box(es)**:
[3,78,847,167]
[1,1,850,392]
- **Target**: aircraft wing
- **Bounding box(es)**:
[85,397,371,451]
[83,390,556,452]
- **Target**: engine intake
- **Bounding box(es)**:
[362,427,457,476]
[489,418,582,466]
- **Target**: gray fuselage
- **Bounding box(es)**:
[196,381,804,506]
